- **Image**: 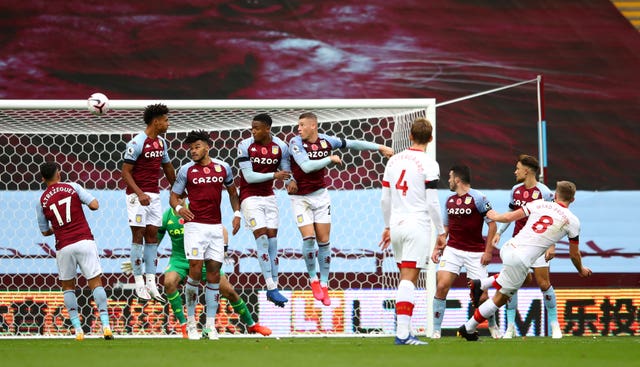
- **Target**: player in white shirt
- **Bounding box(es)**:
[458,181,592,341]
[380,117,446,345]
[494,154,559,338]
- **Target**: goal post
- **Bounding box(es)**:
[0,98,437,337]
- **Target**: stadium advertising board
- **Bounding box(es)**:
[2,289,638,337]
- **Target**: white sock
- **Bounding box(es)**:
[396,279,415,339]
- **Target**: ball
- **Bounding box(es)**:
[87,92,110,116]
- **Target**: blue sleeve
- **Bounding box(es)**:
[237,139,253,171]
[161,137,170,164]
[300,158,332,173]
[242,168,274,184]
[290,136,332,173]
[289,137,310,166]
[538,183,554,201]
[237,139,274,183]
[68,182,95,205]
[471,189,493,223]
[319,134,346,149]
[442,203,449,227]
[221,161,234,186]
[275,137,291,172]
[172,165,189,195]
[344,139,379,151]
[35,201,50,232]
[123,134,144,163]
[508,184,518,209]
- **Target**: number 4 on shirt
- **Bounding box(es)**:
[395,169,408,196]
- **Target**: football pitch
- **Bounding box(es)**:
[2,336,639,367]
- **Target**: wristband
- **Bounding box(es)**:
[234,210,242,218]
[175,205,183,213]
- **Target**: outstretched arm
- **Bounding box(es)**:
[486,208,526,223]
[345,139,394,157]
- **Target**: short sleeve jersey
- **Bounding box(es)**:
[289,134,345,195]
[508,182,553,236]
[237,136,290,202]
[36,182,95,250]
[171,159,233,225]
[444,188,493,252]
[512,199,580,266]
[381,148,440,225]
[158,208,187,264]
[123,132,170,194]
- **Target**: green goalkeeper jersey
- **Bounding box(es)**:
[158,207,187,264]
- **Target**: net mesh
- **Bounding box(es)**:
[0,99,436,337]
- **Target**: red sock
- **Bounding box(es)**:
[492,274,502,291]
[473,308,487,323]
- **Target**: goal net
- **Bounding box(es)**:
[0,98,436,338]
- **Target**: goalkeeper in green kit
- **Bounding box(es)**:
[123,200,271,338]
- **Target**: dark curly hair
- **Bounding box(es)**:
[184,130,212,146]
[253,113,273,127]
[143,103,169,125]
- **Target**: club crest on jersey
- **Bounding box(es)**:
[261,147,268,155]
[158,139,163,148]
[272,146,279,155]
[320,140,328,149]
[532,191,540,199]
[135,214,143,224]
[203,167,211,174]
[214,165,222,172]
[249,218,257,228]
[464,197,472,205]
[192,248,199,256]
[297,214,304,223]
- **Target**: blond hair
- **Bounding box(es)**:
[556,181,576,202]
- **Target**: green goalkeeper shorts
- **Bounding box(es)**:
[164,258,226,282]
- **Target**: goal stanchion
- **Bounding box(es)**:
[0,98,436,338]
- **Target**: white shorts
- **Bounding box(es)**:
[126,192,162,227]
[438,246,488,279]
[184,222,224,262]
[241,195,279,230]
[496,241,529,297]
[290,189,331,227]
[56,240,103,281]
[390,219,430,269]
[530,253,550,268]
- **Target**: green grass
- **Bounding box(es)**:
[1,336,639,367]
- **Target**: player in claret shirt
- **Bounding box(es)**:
[430,165,499,339]
[237,113,292,307]
[289,112,393,306]
[170,130,241,340]
[36,162,113,341]
[121,103,176,302]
